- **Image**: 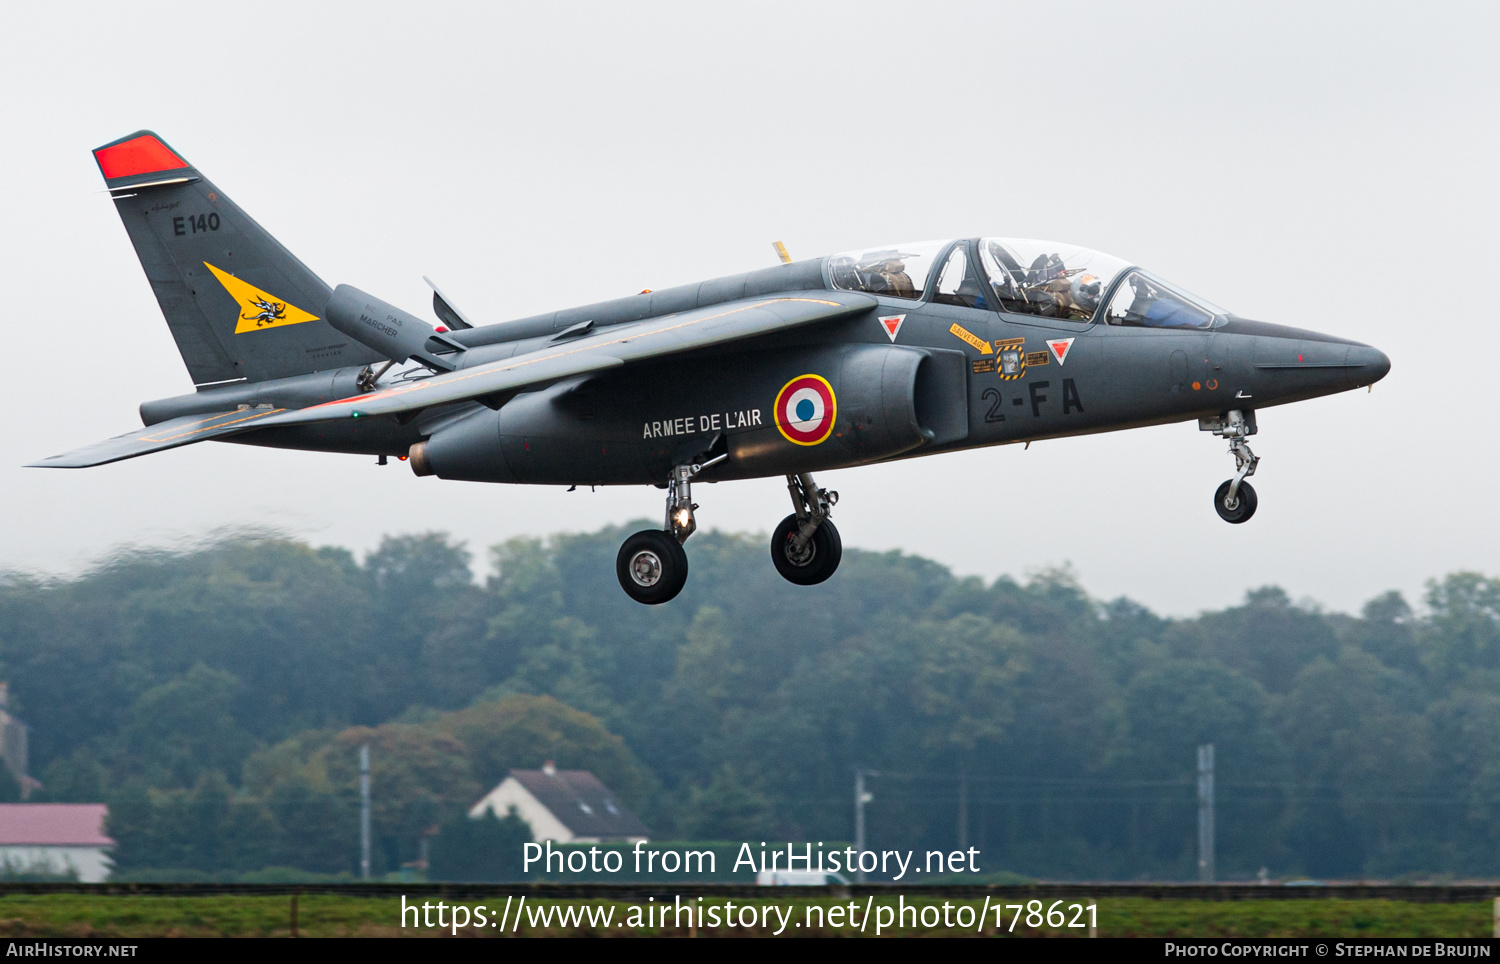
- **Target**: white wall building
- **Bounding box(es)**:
[0,804,114,882]
[469,762,649,844]
[0,684,31,791]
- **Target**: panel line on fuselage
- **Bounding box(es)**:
[300,297,846,414]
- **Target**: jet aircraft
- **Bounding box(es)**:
[33,131,1391,604]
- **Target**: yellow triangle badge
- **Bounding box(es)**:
[204,262,320,334]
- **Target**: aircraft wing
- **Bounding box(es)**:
[252,293,876,428]
[27,409,287,468]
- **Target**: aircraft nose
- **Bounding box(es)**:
[1350,343,1391,385]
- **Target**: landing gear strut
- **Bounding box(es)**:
[771,473,842,585]
[615,454,725,605]
[1201,409,1259,524]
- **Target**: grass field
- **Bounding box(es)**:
[0,893,1488,938]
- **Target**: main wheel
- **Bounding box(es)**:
[1213,479,1258,524]
[616,530,689,604]
[771,514,843,585]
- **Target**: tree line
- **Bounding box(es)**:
[0,525,1496,881]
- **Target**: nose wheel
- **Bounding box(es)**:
[771,473,842,585]
[1213,479,1258,524]
[1201,409,1260,525]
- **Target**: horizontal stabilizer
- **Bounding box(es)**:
[251,292,875,429]
[27,409,285,468]
[325,285,465,372]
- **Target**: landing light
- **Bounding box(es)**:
[674,508,692,527]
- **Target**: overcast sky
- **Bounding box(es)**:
[1,1,1494,616]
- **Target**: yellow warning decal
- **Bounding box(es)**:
[204,263,320,334]
[948,322,992,355]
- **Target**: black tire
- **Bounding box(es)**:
[771,514,843,585]
[1213,479,1258,524]
[616,530,689,604]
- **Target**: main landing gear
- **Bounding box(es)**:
[1201,409,1260,524]
[772,473,842,585]
[614,463,844,604]
[616,458,720,605]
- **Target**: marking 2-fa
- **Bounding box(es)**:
[982,378,1087,421]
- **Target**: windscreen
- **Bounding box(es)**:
[1104,270,1224,329]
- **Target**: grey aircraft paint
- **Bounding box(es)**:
[31,132,1391,603]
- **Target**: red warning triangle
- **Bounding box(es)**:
[1048,337,1075,365]
[878,314,906,342]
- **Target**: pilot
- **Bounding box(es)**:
[1066,273,1103,318]
[873,256,917,298]
[1025,253,1068,316]
[1027,254,1103,321]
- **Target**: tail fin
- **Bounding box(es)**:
[94,131,382,385]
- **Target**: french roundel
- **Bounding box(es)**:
[774,374,837,446]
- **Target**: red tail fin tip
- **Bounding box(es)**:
[94,134,187,180]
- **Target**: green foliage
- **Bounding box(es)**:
[3,526,1499,881]
[235,694,646,875]
[436,694,650,806]
[263,773,356,874]
[427,806,533,882]
[1423,572,1500,682]
[0,762,22,804]
[120,664,254,786]
[36,750,107,803]
[677,766,776,840]
[0,857,77,882]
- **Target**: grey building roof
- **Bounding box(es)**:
[509,769,650,839]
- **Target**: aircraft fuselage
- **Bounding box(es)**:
[182,273,1383,488]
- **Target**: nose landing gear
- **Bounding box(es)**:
[771,473,842,585]
[1201,409,1259,524]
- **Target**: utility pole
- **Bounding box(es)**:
[360,744,372,881]
[853,768,873,883]
[1197,743,1215,884]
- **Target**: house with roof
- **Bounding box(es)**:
[0,804,114,882]
[469,762,649,843]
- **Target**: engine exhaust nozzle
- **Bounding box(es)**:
[408,441,434,477]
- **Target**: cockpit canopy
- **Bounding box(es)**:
[827,238,1224,329]
[978,238,1129,321]
[825,239,950,301]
